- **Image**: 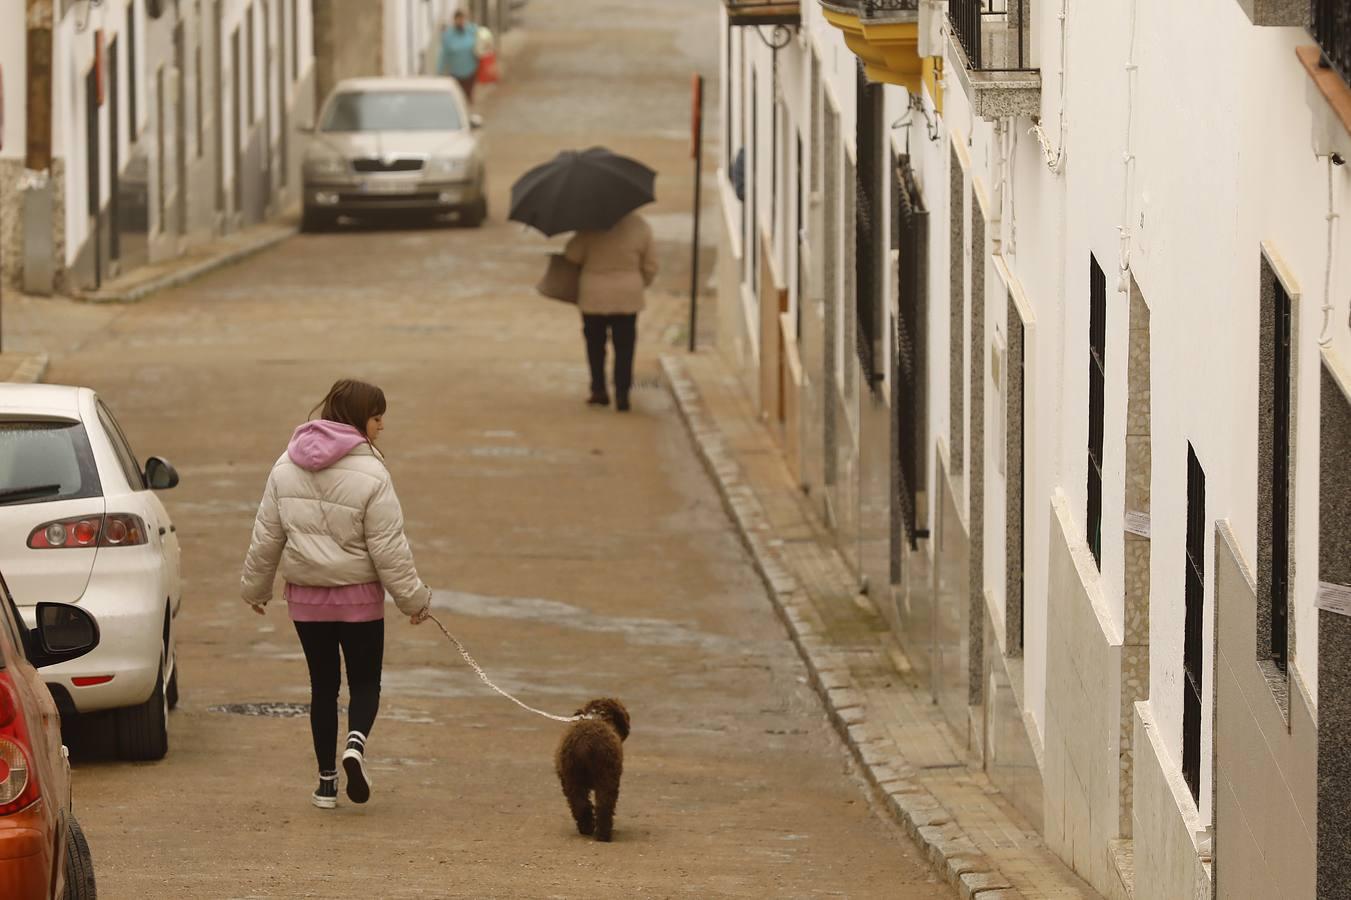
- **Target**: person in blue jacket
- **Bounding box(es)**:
[438,9,481,102]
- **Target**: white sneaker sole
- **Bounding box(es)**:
[342,749,371,804]
[312,792,337,810]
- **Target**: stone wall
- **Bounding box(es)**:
[0,159,67,293]
[1133,702,1212,900]
[1213,521,1316,899]
[312,0,384,105]
[1042,491,1128,898]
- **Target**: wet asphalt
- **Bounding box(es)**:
[46,1,954,896]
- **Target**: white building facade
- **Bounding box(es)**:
[1,0,482,295]
[717,1,1351,897]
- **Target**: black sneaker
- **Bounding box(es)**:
[313,771,338,810]
[616,397,631,412]
[342,731,371,804]
[587,392,611,407]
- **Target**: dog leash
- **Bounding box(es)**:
[427,614,586,723]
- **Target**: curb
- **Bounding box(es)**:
[2,353,50,385]
[72,226,297,304]
[661,354,1025,900]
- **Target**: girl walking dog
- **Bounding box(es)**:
[241,379,433,809]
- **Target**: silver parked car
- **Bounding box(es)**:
[300,77,487,231]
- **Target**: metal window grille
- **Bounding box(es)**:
[1313,0,1351,88]
[855,65,883,391]
[862,0,920,14]
[949,0,1030,71]
[1271,278,1292,672]
[1183,444,1206,804]
[1088,256,1106,569]
[291,0,300,82]
[128,3,139,136]
[892,155,928,557]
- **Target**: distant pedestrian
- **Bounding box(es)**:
[438,9,481,102]
[241,379,433,810]
[564,213,659,412]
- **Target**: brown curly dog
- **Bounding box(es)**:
[554,698,630,842]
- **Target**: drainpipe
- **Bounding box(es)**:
[22,0,55,295]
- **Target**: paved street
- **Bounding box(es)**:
[48,1,953,897]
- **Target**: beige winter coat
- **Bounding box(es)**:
[240,443,432,616]
[563,213,659,315]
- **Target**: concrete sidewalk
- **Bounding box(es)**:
[663,351,1100,900]
[71,220,297,304]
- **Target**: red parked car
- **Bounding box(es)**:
[0,575,99,899]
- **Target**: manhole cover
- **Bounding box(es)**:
[209,702,315,718]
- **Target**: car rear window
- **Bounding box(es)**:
[321,90,463,132]
[0,422,102,506]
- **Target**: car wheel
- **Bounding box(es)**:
[301,206,336,233]
[462,195,487,228]
[115,662,168,761]
[62,814,96,900]
[166,660,179,711]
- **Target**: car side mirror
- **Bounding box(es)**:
[469,114,484,130]
[31,603,99,669]
[145,457,179,490]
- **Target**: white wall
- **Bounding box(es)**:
[949,0,1351,827]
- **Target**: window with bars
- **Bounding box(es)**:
[127,2,139,137]
[1183,444,1206,804]
[1088,256,1107,568]
[855,64,883,391]
[893,154,928,559]
[1269,271,1292,673]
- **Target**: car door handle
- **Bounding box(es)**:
[159,527,167,536]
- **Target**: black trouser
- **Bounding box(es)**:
[455,74,477,102]
[582,313,637,401]
[294,619,385,772]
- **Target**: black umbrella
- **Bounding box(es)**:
[509,147,656,237]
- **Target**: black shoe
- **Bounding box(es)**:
[616,397,631,412]
[342,731,371,804]
[312,771,338,810]
[587,392,610,407]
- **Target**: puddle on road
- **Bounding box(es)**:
[430,590,733,652]
[209,702,313,718]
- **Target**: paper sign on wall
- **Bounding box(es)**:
[1124,511,1151,539]
[1316,582,1351,618]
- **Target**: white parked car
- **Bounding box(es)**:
[0,385,181,760]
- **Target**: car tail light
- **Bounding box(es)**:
[28,514,148,549]
[0,677,38,816]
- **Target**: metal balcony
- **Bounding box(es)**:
[724,0,801,26]
[819,0,918,20]
[945,0,1040,119]
[1313,0,1351,88]
[950,0,1032,71]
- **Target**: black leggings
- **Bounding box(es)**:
[294,619,385,772]
[582,313,637,401]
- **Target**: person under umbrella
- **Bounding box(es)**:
[510,149,659,412]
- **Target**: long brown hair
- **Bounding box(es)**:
[312,379,387,437]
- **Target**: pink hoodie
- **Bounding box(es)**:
[287,420,369,471]
[283,420,385,623]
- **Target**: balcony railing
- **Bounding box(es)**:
[1313,0,1351,87]
[820,0,918,17]
[862,0,919,16]
[950,0,1032,71]
[724,0,801,26]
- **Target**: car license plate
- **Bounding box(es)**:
[360,179,415,195]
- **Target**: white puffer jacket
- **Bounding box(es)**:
[241,423,432,616]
